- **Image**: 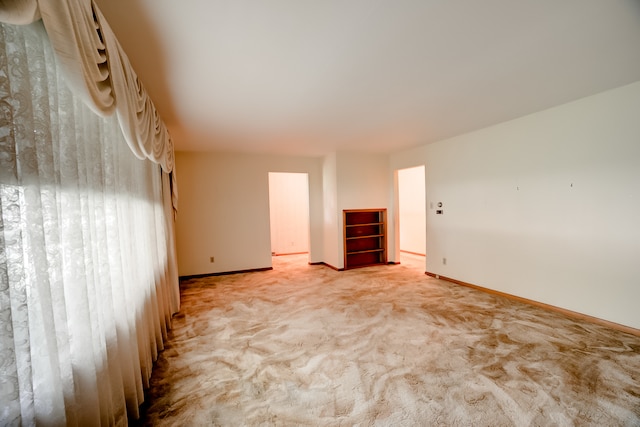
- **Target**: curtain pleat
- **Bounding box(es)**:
[0,20,179,426]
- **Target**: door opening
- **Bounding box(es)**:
[397,166,426,270]
[268,172,310,263]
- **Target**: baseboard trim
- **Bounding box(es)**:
[309,262,343,271]
[180,267,273,280]
[425,272,640,338]
[400,250,426,256]
[309,261,396,270]
[274,252,309,256]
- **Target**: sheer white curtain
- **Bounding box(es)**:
[0,20,179,426]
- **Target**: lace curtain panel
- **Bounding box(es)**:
[0,21,179,426]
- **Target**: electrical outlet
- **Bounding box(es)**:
[442,257,447,265]
[210,256,215,263]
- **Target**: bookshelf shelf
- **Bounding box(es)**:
[343,209,387,269]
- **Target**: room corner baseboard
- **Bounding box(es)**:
[425,272,640,338]
[180,267,273,280]
[309,262,343,271]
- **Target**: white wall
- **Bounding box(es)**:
[398,166,426,255]
[269,172,310,255]
[176,150,390,274]
[320,152,391,269]
[391,81,640,329]
[175,152,323,276]
[322,152,341,268]
[336,152,390,268]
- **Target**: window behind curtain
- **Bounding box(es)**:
[0,20,177,426]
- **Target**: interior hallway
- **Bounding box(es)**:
[136,254,640,426]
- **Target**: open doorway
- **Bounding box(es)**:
[268,172,310,265]
[397,166,426,271]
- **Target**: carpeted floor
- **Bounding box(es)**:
[138,253,640,426]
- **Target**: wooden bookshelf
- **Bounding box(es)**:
[343,209,387,269]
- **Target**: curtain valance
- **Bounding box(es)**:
[0,0,175,175]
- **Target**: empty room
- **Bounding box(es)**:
[1,1,639,426]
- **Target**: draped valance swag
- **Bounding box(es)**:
[0,0,176,200]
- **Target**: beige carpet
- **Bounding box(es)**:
[138,254,640,426]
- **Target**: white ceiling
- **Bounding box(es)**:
[95,0,640,156]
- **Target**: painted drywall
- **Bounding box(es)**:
[321,153,341,269]
[268,172,310,255]
[336,152,391,268]
[175,152,323,276]
[391,81,640,329]
[398,166,426,255]
[336,152,390,210]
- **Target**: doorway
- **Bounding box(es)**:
[268,172,310,262]
[397,166,426,270]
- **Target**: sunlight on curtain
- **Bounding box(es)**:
[0,20,179,426]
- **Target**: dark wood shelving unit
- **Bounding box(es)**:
[343,209,387,269]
